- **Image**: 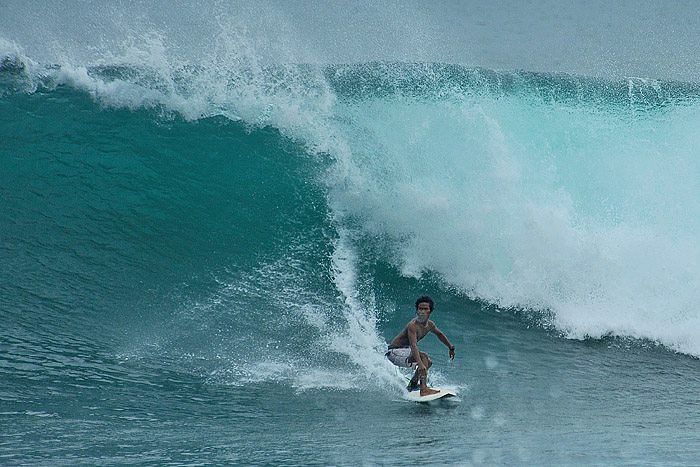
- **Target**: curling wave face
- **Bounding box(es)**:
[2,22,700,361]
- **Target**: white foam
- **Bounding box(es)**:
[322,228,408,393]
[325,95,700,357]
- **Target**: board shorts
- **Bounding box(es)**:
[385,347,416,368]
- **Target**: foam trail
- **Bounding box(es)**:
[326,228,406,392]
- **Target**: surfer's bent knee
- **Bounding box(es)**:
[419,351,432,368]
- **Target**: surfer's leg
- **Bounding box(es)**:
[408,352,431,390]
[418,353,439,396]
[419,352,432,382]
[407,367,420,391]
[423,353,432,369]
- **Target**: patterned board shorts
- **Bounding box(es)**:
[385,347,416,368]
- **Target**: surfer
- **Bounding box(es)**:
[386,296,455,396]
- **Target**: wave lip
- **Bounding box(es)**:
[4,50,700,115]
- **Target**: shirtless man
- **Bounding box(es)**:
[386,296,455,396]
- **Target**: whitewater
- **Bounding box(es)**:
[2,1,700,465]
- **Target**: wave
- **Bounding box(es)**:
[3,36,700,362]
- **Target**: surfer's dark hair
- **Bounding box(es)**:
[415,296,434,311]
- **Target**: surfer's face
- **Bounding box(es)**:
[416,302,431,324]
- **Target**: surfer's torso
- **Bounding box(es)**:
[388,319,434,349]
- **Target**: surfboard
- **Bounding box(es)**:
[396,370,457,402]
[404,387,457,402]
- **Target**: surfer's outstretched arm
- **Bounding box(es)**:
[432,325,456,360]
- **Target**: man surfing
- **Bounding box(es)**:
[385,296,456,396]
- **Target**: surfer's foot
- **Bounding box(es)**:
[407,379,419,392]
[420,387,440,397]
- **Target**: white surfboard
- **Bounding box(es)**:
[404,387,457,402]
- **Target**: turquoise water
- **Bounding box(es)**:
[3,3,700,465]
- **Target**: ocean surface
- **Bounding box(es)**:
[2,2,700,465]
